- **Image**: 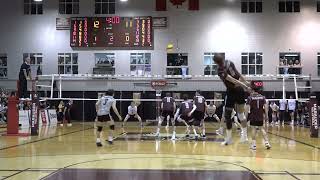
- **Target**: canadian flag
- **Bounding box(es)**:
[156,0,199,11]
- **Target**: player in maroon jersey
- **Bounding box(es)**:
[173,94,197,140]
[193,90,207,138]
[155,92,176,137]
[247,82,271,150]
[213,54,252,145]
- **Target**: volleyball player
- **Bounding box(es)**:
[172,94,197,140]
[64,100,73,127]
[270,101,279,126]
[57,100,65,126]
[122,101,143,133]
[279,98,287,126]
[95,89,122,147]
[205,101,220,125]
[288,95,297,126]
[155,93,176,137]
[247,83,271,150]
[193,90,206,138]
[213,54,252,145]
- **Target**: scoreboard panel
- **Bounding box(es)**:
[70,16,153,49]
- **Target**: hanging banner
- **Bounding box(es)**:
[309,95,319,138]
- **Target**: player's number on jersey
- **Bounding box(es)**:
[198,97,203,103]
[185,103,190,109]
[103,98,109,105]
[166,98,170,103]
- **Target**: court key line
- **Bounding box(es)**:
[40,156,263,180]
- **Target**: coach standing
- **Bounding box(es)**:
[19,57,31,98]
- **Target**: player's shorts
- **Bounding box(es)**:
[128,114,137,120]
[178,115,196,125]
[288,110,295,114]
[193,110,205,121]
[57,112,64,121]
[250,119,263,126]
[161,110,174,118]
[225,86,246,108]
[97,115,112,122]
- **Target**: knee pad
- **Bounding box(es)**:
[224,108,233,130]
[109,125,115,130]
[238,112,246,122]
[97,126,103,132]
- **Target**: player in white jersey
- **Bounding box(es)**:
[278,99,287,126]
[122,101,143,133]
[205,101,220,122]
[95,89,122,147]
[288,95,297,126]
[269,101,279,126]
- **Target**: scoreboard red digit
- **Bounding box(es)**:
[70,16,153,49]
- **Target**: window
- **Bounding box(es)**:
[241,52,263,75]
[166,53,189,76]
[278,52,301,75]
[241,1,262,13]
[58,53,78,74]
[59,0,79,14]
[93,53,115,75]
[23,53,43,75]
[95,0,115,14]
[317,53,320,76]
[24,0,43,15]
[130,53,151,76]
[317,1,320,12]
[204,52,225,75]
[0,54,7,79]
[279,1,300,13]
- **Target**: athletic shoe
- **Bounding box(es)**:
[195,135,199,140]
[96,142,102,147]
[290,120,294,126]
[171,132,176,140]
[60,124,63,127]
[201,134,206,139]
[240,129,248,143]
[165,125,169,129]
[67,123,72,127]
[265,142,271,149]
[108,141,113,145]
[221,139,232,146]
[250,143,257,150]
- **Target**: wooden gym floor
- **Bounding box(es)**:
[0,122,319,180]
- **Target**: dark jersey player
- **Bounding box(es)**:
[173,94,197,140]
[193,90,207,138]
[155,93,176,137]
[247,83,271,150]
[213,54,252,145]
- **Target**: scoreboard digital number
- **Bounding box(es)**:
[70,16,153,49]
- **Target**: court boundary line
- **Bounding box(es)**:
[267,131,320,150]
[2,168,29,180]
[0,126,94,151]
[40,156,262,180]
[285,171,301,180]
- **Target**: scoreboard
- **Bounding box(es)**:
[70,16,153,49]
